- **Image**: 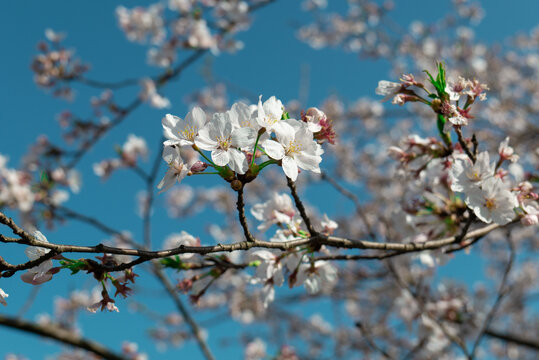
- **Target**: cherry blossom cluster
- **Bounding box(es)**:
[158,95,335,192]
[378,64,537,229]
[31,29,89,100]
[93,134,149,180]
[116,1,260,69]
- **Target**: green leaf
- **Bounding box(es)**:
[281,111,290,120]
[60,259,88,275]
[248,260,261,267]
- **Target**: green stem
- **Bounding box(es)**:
[196,150,215,166]
[258,159,278,171]
[250,132,262,168]
[436,114,452,148]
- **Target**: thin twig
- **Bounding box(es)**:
[355,321,394,359]
[320,172,376,240]
[152,265,215,360]
[142,137,164,248]
[286,177,317,235]
[484,328,539,351]
[454,126,476,163]
[387,261,471,357]
[469,235,515,359]
[236,185,256,242]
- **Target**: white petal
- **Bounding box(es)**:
[231,127,257,149]
[295,153,321,173]
[195,127,218,151]
[263,140,285,160]
[228,148,248,174]
[162,145,180,164]
[282,156,298,181]
[188,107,207,129]
[157,169,178,193]
[212,149,230,166]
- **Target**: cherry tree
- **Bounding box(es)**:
[1,1,538,359]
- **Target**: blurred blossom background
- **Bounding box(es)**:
[1,0,538,359]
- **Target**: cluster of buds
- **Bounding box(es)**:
[31,29,89,100]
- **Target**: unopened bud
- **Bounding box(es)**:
[230,179,243,191]
[431,98,442,113]
[190,161,208,173]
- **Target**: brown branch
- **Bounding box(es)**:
[142,137,165,248]
[387,260,471,357]
[236,185,255,242]
[0,314,128,360]
[454,126,476,163]
[355,321,394,359]
[0,210,508,275]
[469,235,515,359]
[286,177,317,235]
[484,328,539,351]
[152,264,215,360]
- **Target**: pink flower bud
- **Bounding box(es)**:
[190,161,208,173]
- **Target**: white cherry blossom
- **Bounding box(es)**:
[162,231,200,260]
[255,95,284,133]
[157,146,190,193]
[0,288,8,306]
[295,261,337,294]
[262,120,323,181]
[162,107,208,147]
[466,176,518,225]
[195,111,256,174]
[251,193,296,231]
[450,151,494,193]
[21,231,54,285]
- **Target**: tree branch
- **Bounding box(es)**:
[0,314,128,360]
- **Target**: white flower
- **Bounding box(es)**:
[162,231,200,260]
[375,80,401,98]
[122,134,148,162]
[21,231,54,285]
[0,288,8,306]
[157,146,190,193]
[445,76,468,101]
[195,111,256,174]
[187,19,215,49]
[163,107,208,147]
[250,250,284,286]
[255,96,284,133]
[466,177,518,225]
[295,261,337,294]
[319,214,338,234]
[244,338,266,360]
[498,137,519,162]
[302,107,325,132]
[262,120,323,181]
[139,78,170,109]
[45,28,66,43]
[229,101,260,132]
[450,151,494,193]
[251,193,296,231]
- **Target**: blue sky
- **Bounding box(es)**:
[1,1,539,359]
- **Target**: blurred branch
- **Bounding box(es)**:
[469,235,515,359]
[0,314,128,360]
[152,264,215,360]
[320,171,376,240]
